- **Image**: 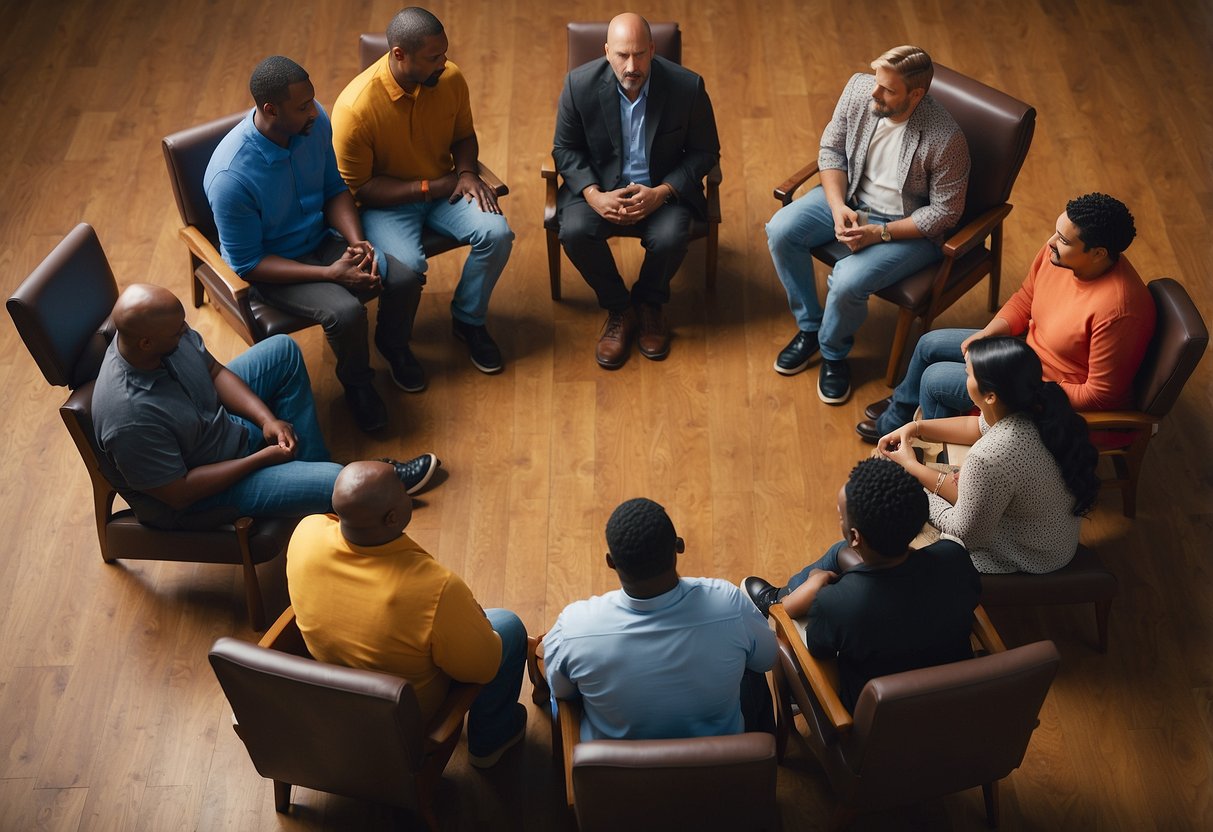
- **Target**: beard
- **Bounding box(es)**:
[422,70,442,88]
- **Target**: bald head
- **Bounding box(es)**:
[605,13,654,101]
[332,461,412,545]
[112,284,185,340]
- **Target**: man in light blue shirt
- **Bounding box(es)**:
[543,498,776,741]
[205,56,424,434]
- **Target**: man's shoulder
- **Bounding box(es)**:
[651,55,703,87]
[333,59,384,115]
[915,92,965,138]
[567,57,611,88]
[204,113,259,186]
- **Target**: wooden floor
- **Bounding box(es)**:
[1,0,1211,828]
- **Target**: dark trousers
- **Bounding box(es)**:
[250,234,422,389]
[558,199,693,311]
[740,668,777,735]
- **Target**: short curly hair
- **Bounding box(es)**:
[844,458,928,558]
[387,7,445,54]
[605,498,678,580]
[249,56,309,108]
[1066,193,1136,261]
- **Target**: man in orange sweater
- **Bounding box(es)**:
[287,460,527,768]
[857,192,1156,441]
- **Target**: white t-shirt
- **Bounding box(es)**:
[855,117,908,217]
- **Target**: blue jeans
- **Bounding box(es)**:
[875,327,979,434]
[766,186,943,360]
[187,335,343,520]
[467,608,528,756]
[783,540,848,595]
[362,198,514,326]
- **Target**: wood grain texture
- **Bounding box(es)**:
[1,0,1211,828]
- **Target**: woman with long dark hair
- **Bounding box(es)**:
[877,336,1100,573]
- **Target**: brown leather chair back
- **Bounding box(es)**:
[1134,278,1208,417]
[209,636,431,806]
[566,22,681,70]
[571,732,778,831]
[6,223,116,390]
[162,112,246,243]
[359,33,389,70]
[927,65,1035,227]
[835,640,1059,810]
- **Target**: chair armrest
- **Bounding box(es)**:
[940,204,1012,259]
[424,681,482,752]
[258,604,312,656]
[1081,410,1154,431]
[542,155,559,226]
[773,159,821,206]
[178,226,250,300]
[705,163,722,224]
[769,604,853,733]
[972,605,1007,654]
[541,155,558,180]
[527,634,553,706]
[476,162,509,197]
[557,697,583,808]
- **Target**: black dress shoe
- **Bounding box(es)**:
[379,453,441,494]
[453,319,504,374]
[817,359,851,404]
[379,344,427,392]
[774,331,819,376]
[743,576,782,618]
[864,396,893,420]
[344,384,387,432]
[856,419,880,444]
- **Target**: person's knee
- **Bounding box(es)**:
[487,609,528,659]
[324,296,368,334]
[826,263,872,302]
[470,217,515,252]
[380,258,424,295]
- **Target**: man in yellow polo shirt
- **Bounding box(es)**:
[332,6,514,377]
[287,460,528,768]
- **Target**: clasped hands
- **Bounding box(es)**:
[325,240,380,293]
[832,205,881,253]
[587,182,667,225]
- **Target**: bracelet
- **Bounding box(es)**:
[932,471,947,496]
[457,168,477,178]
[421,179,430,201]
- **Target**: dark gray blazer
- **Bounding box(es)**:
[553,55,720,220]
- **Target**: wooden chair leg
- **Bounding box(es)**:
[982,780,1000,828]
[705,224,718,290]
[234,517,266,631]
[273,780,291,813]
[884,308,917,386]
[547,228,562,300]
[1095,599,1112,653]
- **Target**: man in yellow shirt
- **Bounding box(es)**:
[332,7,514,377]
[287,461,527,768]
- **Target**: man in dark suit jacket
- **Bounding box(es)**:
[553,13,719,368]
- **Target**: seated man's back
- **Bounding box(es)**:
[544,499,775,741]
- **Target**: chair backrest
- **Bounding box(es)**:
[567,22,682,71]
[928,65,1035,227]
[208,636,430,808]
[571,732,778,831]
[7,223,117,390]
[840,640,1059,809]
[162,111,246,241]
[1134,278,1208,417]
[359,33,388,70]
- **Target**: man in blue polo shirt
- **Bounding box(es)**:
[205,55,424,433]
[542,498,775,740]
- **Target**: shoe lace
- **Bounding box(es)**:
[603,312,627,338]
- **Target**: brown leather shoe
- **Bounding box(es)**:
[596,308,637,369]
[636,303,670,360]
[864,396,894,420]
[856,419,880,444]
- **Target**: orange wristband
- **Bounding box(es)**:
[421,179,430,201]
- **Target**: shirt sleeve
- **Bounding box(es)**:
[929,441,1014,551]
[996,244,1047,334]
[430,575,502,684]
[104,423,189,491]
[738,591,777,672]
[1058,304,1156,410]
[207,170,265,276]
[314,107,349,201]
[818,74,864,172]
[542,613,580,701]
[331,99,375,191]
[804,589,843,659]
[908,123,970,239]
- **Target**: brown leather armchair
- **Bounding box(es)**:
[209,606,479,831]
[160,36,508,347]
[542,22,722,300]
[6,224,299,630]
[770,603,1058,829]
[526,636,778,829]
[774,65,1036,385]
[1081,277,1208,518]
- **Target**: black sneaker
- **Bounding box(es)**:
[743,576,782,618]
[381,346,427,393]
[774,331,819,375]
[344,384,387,432]
[452,319,503,374]
[379,453,441,495]
[817,359,851,405]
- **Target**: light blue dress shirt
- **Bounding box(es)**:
[543,577,776,741]
[618,80,651,186]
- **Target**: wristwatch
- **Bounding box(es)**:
[880,223,892,242]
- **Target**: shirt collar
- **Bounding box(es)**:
[618,578,686,612]
[616,78,650,107]
[242,108,293,164]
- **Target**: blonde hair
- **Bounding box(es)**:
[871,45,934,92]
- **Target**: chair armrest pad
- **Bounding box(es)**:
[773,160,821,205]
[541,155,557,180]
[941,204,1012,258]
[424,682,481,750]
[770,604,853,732]
[1081,410,1153,430]
[476,163,508,197]
[972,605,1007,654]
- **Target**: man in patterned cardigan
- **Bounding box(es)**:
[766,45,970,405]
